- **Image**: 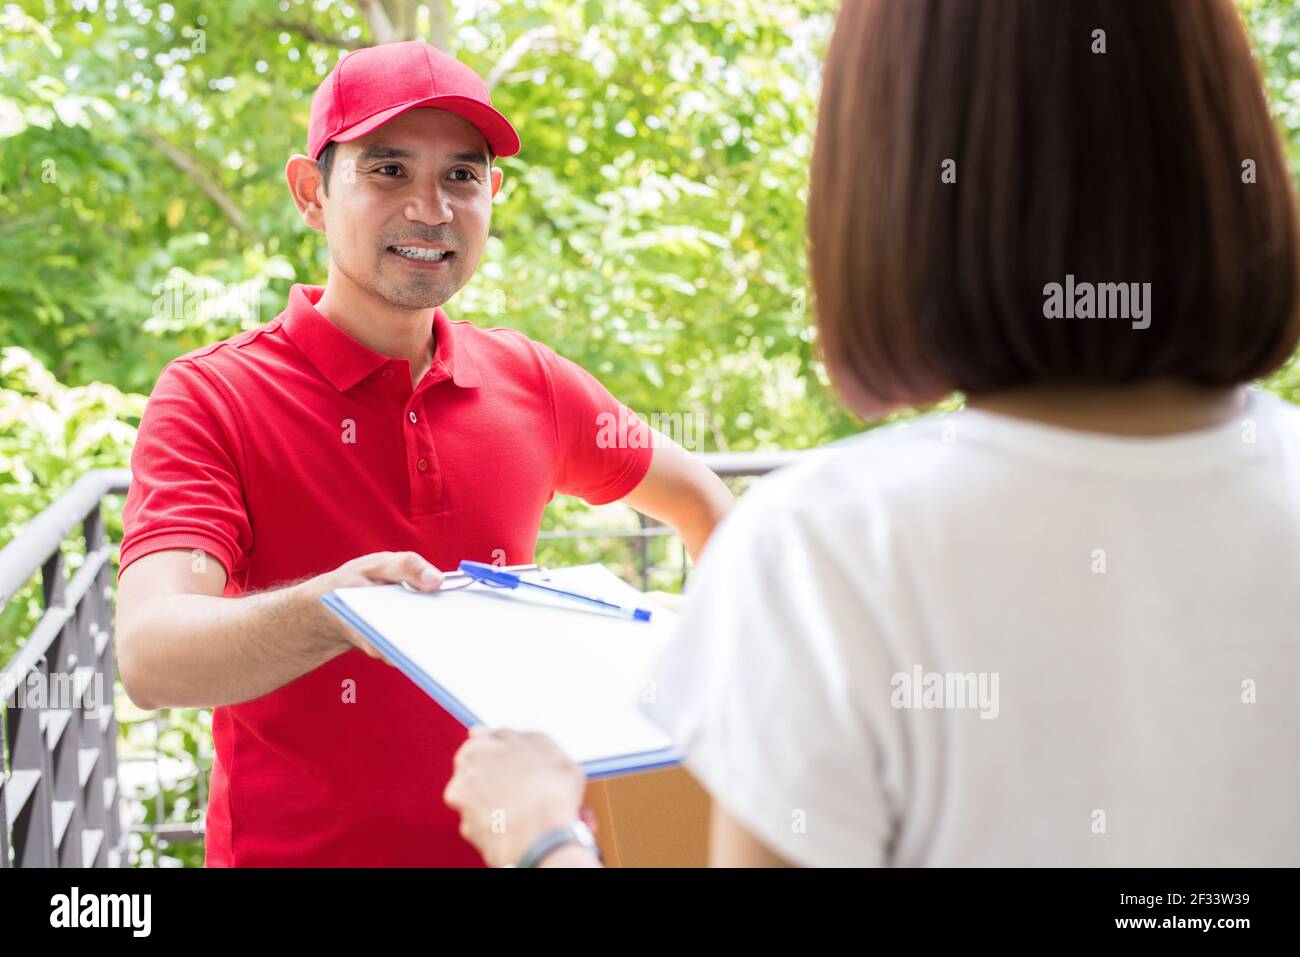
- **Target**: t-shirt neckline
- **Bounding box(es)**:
[946,387,1275,474]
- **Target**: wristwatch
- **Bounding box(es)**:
[514,820,602,868]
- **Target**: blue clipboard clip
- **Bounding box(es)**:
[398,562,547,594]
[458,560,654,622]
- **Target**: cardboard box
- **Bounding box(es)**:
[584,767,710,867]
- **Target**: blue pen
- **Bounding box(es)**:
[458,561,653,622]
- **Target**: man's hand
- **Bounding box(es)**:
[291,550,444,661]
[444,728,591,867]
[116,548,444,710]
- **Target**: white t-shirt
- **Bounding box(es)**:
[642,388,1300,866]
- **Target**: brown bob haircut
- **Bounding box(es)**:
[809,0,1300,411]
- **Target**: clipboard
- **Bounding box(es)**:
[321,563,682,779]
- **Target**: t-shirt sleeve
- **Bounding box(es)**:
[537,344,654,505]
[639,482,896,867]
[118,359,252,584]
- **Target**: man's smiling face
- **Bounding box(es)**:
[318,108,502,310]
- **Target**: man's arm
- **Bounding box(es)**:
[114,549,443,711]
[619,438,734,561]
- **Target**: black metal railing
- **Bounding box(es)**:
[0,451,804,867]
[0,469,129,867]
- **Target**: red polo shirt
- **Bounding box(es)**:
[118,284,653,866]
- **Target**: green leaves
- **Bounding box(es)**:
[1,0,1295,511]
[0,0,851,442]
[0,347,141,665]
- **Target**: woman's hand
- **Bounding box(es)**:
[444,727,591,867]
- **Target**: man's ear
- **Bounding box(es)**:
[285,154,327,232]
[490,166,503,198]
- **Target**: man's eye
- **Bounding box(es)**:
[375,164,403,176]
[450,169,481,182]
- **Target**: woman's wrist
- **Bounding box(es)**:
[536,842,603,868]
[515,818,601,867]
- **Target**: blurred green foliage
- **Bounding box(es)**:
[2,0,1300,864]
[0,0,850,446]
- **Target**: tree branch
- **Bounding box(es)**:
[428,0,450,51]
[486,26,558,91]
[261,17,363,49]
[136,129,256,242]
[358,0,401,44]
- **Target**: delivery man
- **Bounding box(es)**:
[114,40,734,867]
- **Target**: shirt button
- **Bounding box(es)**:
[417,458,428,472]
[408,411,418,424]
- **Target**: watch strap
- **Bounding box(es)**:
[516,820,600,868]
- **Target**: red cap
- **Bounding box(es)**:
[308,40,520,160]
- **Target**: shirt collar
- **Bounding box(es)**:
[281,284,482,392]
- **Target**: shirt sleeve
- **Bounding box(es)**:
[639,480,897,867]
[118,358,252,584]
[537,344,654,505]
